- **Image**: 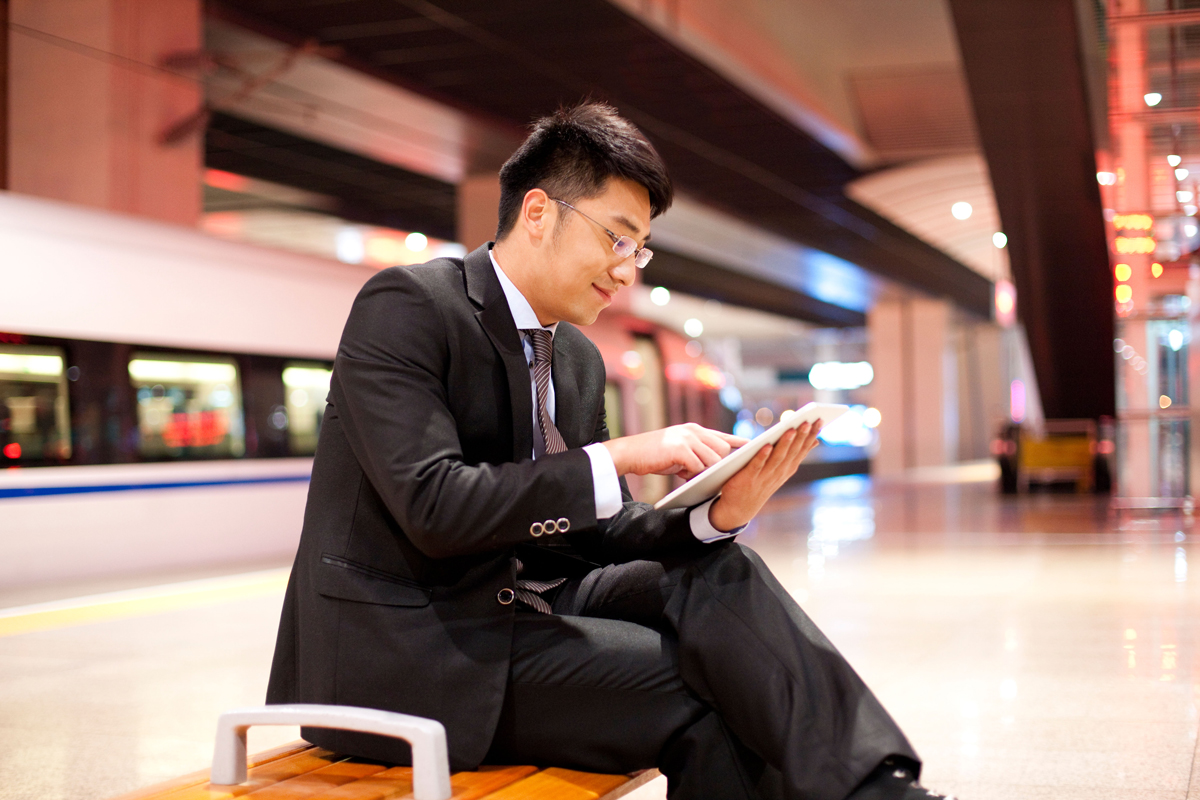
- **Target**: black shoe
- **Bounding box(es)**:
[846,760,958,800]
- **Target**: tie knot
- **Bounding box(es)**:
[524,328,554,364]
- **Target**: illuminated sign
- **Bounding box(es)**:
[1114,236,1156,254]
[1112,213,1154,231]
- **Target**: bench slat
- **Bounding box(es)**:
[242,759,390,798]
[478,767,629,800]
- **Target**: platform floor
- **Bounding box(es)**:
[2,467,1198,799]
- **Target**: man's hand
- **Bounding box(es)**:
[708,422,822,532]
[603,422,748,480]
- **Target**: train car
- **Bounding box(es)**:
[0,191,727,593]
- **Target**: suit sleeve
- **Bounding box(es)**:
[330,268,596,560]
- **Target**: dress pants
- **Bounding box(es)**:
[484,541,919,800]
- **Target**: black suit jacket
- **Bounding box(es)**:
[266,243,700,769]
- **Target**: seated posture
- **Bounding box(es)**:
[268,102,951,800]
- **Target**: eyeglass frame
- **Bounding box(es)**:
[550,198,654,269]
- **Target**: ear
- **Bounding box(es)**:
[519,188,552,244]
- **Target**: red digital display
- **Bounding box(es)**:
[159,411,228,448]
[0,333,29,344]
[2,442,21,459]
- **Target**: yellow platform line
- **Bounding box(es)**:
[0,568,291,638]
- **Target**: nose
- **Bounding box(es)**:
[612,257,637,288]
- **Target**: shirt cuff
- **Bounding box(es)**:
[584,442,623,520]
[689,498,744,543]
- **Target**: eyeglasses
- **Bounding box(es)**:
[551,198,654,268]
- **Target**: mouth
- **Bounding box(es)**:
[593,284,614,304]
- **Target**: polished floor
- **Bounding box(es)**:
[2,466,1198,799]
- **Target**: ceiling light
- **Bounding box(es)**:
[649,286,671,306]
[683,318,704,338]
[1145,92,1163,106]
[1187,224,1198,237]
[1115,263,1132,281]
[1178,168,1190,181]
[951,201,973,220]
[993,232,1007,248]
[1179,190,1194,203]
[1169,154,1183,167]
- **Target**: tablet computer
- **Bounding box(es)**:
[653,402,850,511]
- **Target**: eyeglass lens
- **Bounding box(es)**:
[612,236,653,268]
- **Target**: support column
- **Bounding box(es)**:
[868,297,957,475]
[457,173,502,252]
[1,0,8,190]
[8,0,201,225]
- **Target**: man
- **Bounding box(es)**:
[267,102,951,800]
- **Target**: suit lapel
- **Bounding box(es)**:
[552,332,583,448]
[465,244,534,462]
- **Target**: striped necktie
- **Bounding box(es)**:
[524,328,567,456]
[515,328,568,613]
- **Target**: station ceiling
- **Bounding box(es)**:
[207,0,994,321]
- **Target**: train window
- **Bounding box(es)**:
[128,355,245,459]
[283,363,332,455]
[0,345,72,463]
[604,381,624,439]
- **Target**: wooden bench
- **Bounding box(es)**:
[109,705,665,800]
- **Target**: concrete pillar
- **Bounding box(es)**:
[8,0,201,225]
[868,296,956,475]
[457,173,502,251]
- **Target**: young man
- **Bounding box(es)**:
[267,102,952,800]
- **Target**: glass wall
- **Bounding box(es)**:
[0,345,72,463]
[128,355,245,459]
[282,363,332,455]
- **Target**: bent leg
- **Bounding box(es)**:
[556,543,919,800]
[485,613,780,800]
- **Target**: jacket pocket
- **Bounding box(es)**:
[315,553,432,607]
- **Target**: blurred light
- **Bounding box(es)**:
[1115,236,1156,254]
[1114,338,1126,352]
[683,318,704,338]
[0,353,63,376]
[1000,679,1018,700]
[620,350,644,378]
[66,366,80,381]
[1115,284,1133,303]
[1177,168,1191,181]
[2,442,20,459]
[289,389,309,408]
[1169,154,1183,167]
[1161,395,1173,408]
[1152,262,1164,278]
[665,363,694,381]
[1145,92,1163,106]
[129,359,235,382]
[719,385,743,410]
[995,280,1016,326]
[1179,191,1195,203]
[1187,204,1198,216]
[808,361,874,391]
[1115,263,1132,281]
[733,419,755,438]
[335,228,365,264]
[1097,171,1117,185]
[818,405,873,447]
[366,235,407,264]
[1113,213,1153,231]
[203,169,249,192]
[1169,329,1184,351]
[405,232,428,252]
[1177,547,1188,582]
[684,340,703,358]
[863,407,882,427]
[281,366,332,388]
[1187,225,1198,237]
[1010,379,1026,423]
[755,407,774,426]
[992,231,1007,248]
[694,364,725,389]
[649,286,671,306]
[951,201,973,220]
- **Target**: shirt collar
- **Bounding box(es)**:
[490,247,557,335]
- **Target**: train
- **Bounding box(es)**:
[0,191,730,592]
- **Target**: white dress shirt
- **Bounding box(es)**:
[489,249,735,542]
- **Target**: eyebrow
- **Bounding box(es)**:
[610,213,651,244]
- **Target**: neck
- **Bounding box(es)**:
[492,240,556,326]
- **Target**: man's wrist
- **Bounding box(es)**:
[708,496,750,532]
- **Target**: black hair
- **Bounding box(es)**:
[496,101,674,239]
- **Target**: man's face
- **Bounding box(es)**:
[538,177,651,326]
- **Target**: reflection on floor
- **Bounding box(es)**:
[2,467,1198,800]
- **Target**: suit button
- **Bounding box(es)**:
[556,517,570,533]
[530,522,544,537]
[497,588,515,605]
